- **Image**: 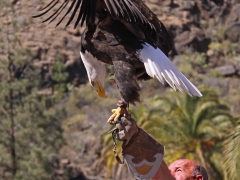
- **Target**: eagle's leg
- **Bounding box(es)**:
[107,61,139,124]
[107,100,128,124]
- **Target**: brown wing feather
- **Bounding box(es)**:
[33,0,96,28]
[42,0,69,24]
[104,0,155,32]
[33,0,155,32]
[102,0,172,54]
[130,0,173,54]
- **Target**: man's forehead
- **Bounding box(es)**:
[169,159,200,170]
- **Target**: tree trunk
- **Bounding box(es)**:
[9,89,17,177]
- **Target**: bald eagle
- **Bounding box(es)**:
[34,0,202,107]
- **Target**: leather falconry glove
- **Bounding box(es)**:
[110,103,166,180]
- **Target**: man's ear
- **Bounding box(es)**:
[195,174,203,180]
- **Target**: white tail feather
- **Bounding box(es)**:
[138,43,202,97]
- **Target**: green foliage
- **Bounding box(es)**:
[181,49,206,67]
[52,57,77,103]
[208,40,238,58]
[211,26,225,41]
[223,117,240,180]
[153,88,233,180]
[0,1,65,179]
[52,60,69,89]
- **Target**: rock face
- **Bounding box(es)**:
[155,0,240,55]
[215,64,237,76]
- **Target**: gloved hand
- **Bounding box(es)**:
[112,115,165,180]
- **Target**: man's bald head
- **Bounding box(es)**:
[169,159,208,180]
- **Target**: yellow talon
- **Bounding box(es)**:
[107,107,125,124]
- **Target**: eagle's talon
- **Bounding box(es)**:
[107,107,125,124]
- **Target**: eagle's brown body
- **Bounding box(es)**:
[81,11,171,102]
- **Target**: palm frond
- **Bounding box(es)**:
[223,117,240,180]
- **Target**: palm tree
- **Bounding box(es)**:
[223,117,240,180]
[152,88,233,179]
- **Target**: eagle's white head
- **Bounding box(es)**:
[80,51,106,98]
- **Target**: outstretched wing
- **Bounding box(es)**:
[33,0,155,32]
[33,0,96,28]
[103,0,155,32]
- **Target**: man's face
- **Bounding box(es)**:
[169,159,199,180]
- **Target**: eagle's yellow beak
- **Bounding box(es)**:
[92,81,106,98]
